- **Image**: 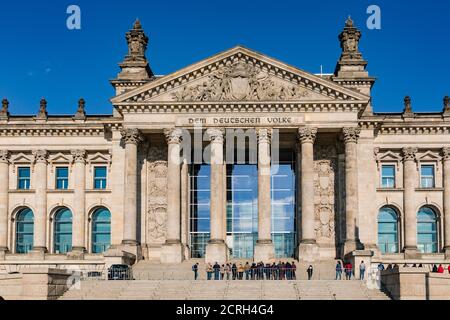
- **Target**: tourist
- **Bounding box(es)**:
[280,262,285,280]
[359,261,366,281]
[238,263,244,280]
[220,264,225,280]
[292,261,297,280]
[206,263,213,280]
[285,261,292,280]
[345,262,353,280]
[438,264,444,273]
[335,261,343,280]
[225,263,231,280]
[258,262,264,280]
[265,263,271,280]
[307,265,314,280]
[192,262,199,280]
[213,262,221,280]
[377,263,385,271]
[244,262,250,280]
[448,265,450,274]
[231,263,237,280]
[432,264,438,273]
[271,262,278,280]
[386,264,393,270]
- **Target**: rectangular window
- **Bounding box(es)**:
[93,166,107,189]
[55,167,69,190]
[381,165,395,188]
[17,167,31,190]
[421,165,435,188]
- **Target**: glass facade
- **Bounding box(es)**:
[55,167,69,190]
[189,164,211,258]
[53,208,72,253]
[381,165,395,188]
[271,149,296,258]
[91,208,111,253]
[417,207,438,253]
[377,207,399,254]
[420,165,435,188]
[16,208,34,253]
[94,166,107,189]
[17,167,31,190]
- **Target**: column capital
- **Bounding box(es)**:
[121,128,144,145]
[442,147,450,161]
[206,128,225,144]
[71,149,87,163]
[342,127,361,144]
[164,128,183,145]
[0,150,9,163]
[402,147,418,162]
[298,127,317,144]
[256,128,272,144]
[32,150,48,164]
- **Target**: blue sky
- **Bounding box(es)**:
[0,0,448,115]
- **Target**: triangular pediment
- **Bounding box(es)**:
[111,46,369,106]
[417,151,441,162]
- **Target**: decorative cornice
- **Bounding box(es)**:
[342,127,361,143]
[402,147,418,162]
[32,150,48,164]
[120,128,144,145]
[206,128,225,144]
[256,128,272,144]
[0,126,107,137]
[71,150,87,163]
[298,127,317,144]
[0,150,9,163]
[164,128,183,145]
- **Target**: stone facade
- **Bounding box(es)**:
[0,17,450,274]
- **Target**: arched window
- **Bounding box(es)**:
[16,208,34,253]
[417,207,438,253]
[91,208,111,253]
[53,208,73,253]
[378,207,399,254]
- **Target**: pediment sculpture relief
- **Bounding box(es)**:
[171,60,311,102]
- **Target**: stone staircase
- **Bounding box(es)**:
[60,279,390,300]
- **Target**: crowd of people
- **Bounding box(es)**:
[376,262,450,274]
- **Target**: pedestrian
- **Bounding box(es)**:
[432,264,438,273]
[225,263,231,280]
[238,263,244,280]
[438,264,444,273]
[307,265,313,280]
[271,262,277,280]
[244,262,250,280]
[265,263,271,280]
[292,262,297,280]
[213,262,221,280]
[192,262,199,280]
[335,261,342,280]
[359,261,366,280]
[448,265,450,274]
[232,263,237,280]
[345,262,353,280]
[206,263,213,280]
[280,262,285,280]
[377,263,385,271]
[220,264,225,280]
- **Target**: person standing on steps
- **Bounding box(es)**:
[206,263,213,280]
[220,264,225,280]
[244,262,250,280]
[232,263,237,280]
[224,263,231,280]
[238,263,244,280]
[292,261,297,280]
[213,262,221,280]
[335,261,343,280]
[307,265,314,280]
[359,261,366,280]
[192,262,199,280]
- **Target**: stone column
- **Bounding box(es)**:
[0,150,9,257]
[70,150,87,255]
[205,128,228,264]
[443,148,450,258]
[297,127,319,261]
[161,128,184,263]
[121,128,143,247]
[402,147,419,258]
[32,150,48,253]
[343,127,361,255]
[254,128,275,262]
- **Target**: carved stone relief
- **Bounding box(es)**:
[147,146,168,244]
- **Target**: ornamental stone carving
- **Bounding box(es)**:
[342,127,361,144]
[36,98,48,119]
[32,150,48,163]
[172,60,310,102]
[147,146,168,244]
[71,150,87,163]
[442,147,450,161]
[164,128,183,145]
[0,99,9,118]
[0,150,9,163]
[206,128,225,144]
[298,127,317,144]
[256,128,272,144]
[121,128,144,145]
[338,16,363,61]
[402,147,418,162]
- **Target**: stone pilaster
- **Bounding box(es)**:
[343,127,362,254]
[161,128,184,263]
[254,128,275,262]
[205,128,228,264]
[32,150,48,253]
[0,150,9,258]
[70,150,87,256]
[297,127,319,261]
[402,147,419,258]
[442,147,450,258]
[120,128,143,247]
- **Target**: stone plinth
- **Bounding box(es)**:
[205,242,227,264]
[161,242,184,264]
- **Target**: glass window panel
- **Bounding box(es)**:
[16,208,34,253]
[91,208,111,253]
